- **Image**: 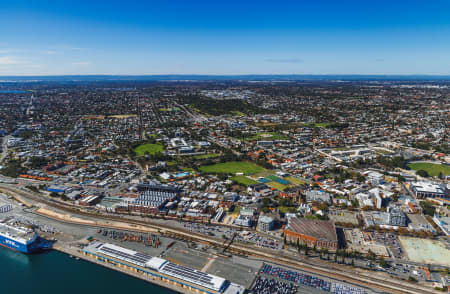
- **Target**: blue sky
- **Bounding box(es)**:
[1,0,450,75]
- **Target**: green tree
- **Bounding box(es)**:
[420,201,436,216]
[49,192,59,198]
[379,256,388,268]
[366,249,376,261]
[416,169,429,178]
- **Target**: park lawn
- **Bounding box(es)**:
[181,167,195,172]
[243,132,289,141]
[231,175,258,186]
[285,176,307,185]
[194,153,220,159]
[408,163,450,177]
[249,170,276,179]
[278,206,298,213]
[230,110,245,116]
[108,114,137,119]
[266,181,288,191]
[134,143,164,156]
[303,122,330,128]
[199,161,265,175]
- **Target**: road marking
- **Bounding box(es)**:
[201,256,217,272]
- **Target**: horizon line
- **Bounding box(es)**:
[2,73,450,77]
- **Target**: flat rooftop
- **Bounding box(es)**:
[286,218,337,242]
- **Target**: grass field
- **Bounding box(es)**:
[134,143,164,156]
[249,170,276,179]
[285,176,307,185]
[278,206,298,213]
[242,132,289,141]
[408,162,450,177]
[200,161,265,175]
[108,114,137,119]
[230,175,258,186]
[303,122,330,128]
[194,153,220,159]
[266,181,288,191]
[230,110,245,116]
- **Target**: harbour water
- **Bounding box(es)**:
[0,248,175,294]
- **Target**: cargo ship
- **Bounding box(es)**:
[0,219,53,253]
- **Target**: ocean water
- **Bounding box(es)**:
[0,248,175,294]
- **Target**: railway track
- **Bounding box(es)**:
[0,184,437,294]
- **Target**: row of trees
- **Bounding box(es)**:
[284,237,389,268]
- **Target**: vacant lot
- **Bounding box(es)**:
[400,236,450,266]
[230,175,258,186]
[200,161,264,175]
[408,162,450,177]
[134,143,164,156]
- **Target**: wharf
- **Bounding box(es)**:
[53,244,191,294]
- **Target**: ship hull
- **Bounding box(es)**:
[0,234,30,253]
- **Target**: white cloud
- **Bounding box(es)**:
[0,56,19,65]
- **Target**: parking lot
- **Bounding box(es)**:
[372,232,403,259]
[183,222,283,250]
[253,263,371,294]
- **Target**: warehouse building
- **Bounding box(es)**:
[433,215,450,236]
[409,181,448,198]
[284,217,338,250]
[124,186,179,214]
[83,242,243,294]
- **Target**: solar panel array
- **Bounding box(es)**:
[160,262,217,290]
[99,245,152,266]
